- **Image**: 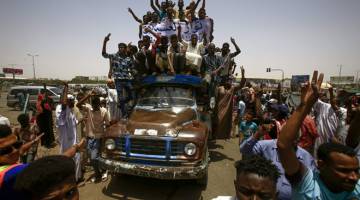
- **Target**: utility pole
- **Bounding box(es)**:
[338,64,342,89]
[27,54,38,79]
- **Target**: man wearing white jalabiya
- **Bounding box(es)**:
[107,79,121,121]
[0,114,10,126]
[55,83,82,182]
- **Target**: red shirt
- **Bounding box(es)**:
[298,116,318,150]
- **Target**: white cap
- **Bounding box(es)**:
[268,98,278,104]
[67,94,75,100]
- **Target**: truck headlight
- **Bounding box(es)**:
[105,139,116,150]
[184,143,197,156]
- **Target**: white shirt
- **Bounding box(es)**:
[107,89,120,121]
[313,100,346,144]
[313,100,347,158]
[184,41,205,55]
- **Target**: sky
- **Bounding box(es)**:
[0,0,359,81]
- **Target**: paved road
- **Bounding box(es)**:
[78,139,240,200]
[0,92,241,200]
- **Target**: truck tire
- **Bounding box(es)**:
[196,148,209,188]
[196,169,208,188]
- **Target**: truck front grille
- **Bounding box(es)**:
[114,137,186,159]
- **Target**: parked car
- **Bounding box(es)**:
[99,75,211,186]
[6,86,61,110]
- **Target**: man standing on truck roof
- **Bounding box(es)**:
[102,33,134,118]
[216,37,241,84]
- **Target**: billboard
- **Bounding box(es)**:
[3,68,23,75]
[330,76,354,85]
[291,75,310,91]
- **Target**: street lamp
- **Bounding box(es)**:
[266,67,285,89]
[356,71,360,89]
[27,53,38,79]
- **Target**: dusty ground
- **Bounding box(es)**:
[0,91,241,200]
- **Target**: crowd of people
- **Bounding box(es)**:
[1,0,360,200]
[102,0,241,119]
[213,71,360,200]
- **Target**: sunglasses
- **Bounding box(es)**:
[0,141,23,156]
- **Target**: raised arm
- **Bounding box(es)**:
[102,33,112,78]
[231,62,237,74]
[194,0,202,10]
[201,0,206,9]
[76,91,94,109]
[155,0,161,9]
[234,66,246,92]
[209,18,214,42]
[63,138,86,158]
[20,133,44,155]
[229,37,241,58]
[151,0,160,15]
[43,83,48,99]
[202,32,208,47]
[328,87,339,111]
[346,107,360,148]
[139,24,143,39]
[255,89,264,119]
[277,71,323,178]
[60,82,69,109]
[102,33,111,58]
[177,25,183,42]
[128,8,143,24]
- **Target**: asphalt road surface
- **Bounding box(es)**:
[0,91,241,200]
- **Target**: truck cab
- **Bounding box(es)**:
[98,75,211,186]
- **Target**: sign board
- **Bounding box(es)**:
[3,68,23,75]
[151,18,213,42]
[291,75,310,91]
[283,79,291,88]
[330,76,354,85]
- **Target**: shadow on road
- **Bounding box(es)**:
[208,140,235,163]
[209,150,235,163]
[208,140,224,150]
[102,174,204,200]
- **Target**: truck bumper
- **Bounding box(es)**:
[98,157,208,180]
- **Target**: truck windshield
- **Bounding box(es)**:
[137,87,195,107]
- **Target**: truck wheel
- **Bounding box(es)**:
[196,169,208,188]
[196,149,209,188]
